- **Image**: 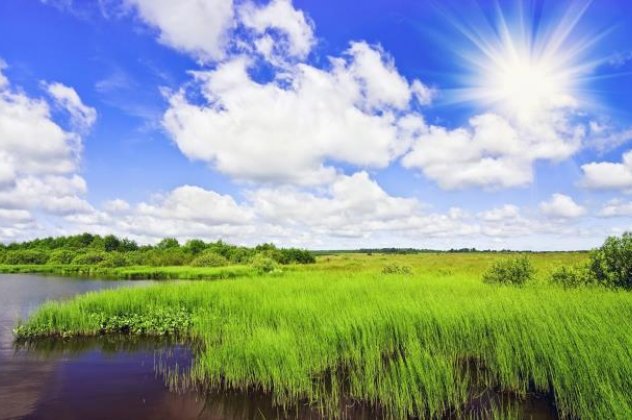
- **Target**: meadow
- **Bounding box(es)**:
[16,251,632,419]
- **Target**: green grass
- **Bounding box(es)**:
[0,263,254,280]
[17,252,632,419]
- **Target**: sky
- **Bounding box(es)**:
[1,0,632,250]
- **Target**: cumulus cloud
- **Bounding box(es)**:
[239,0,314,60]
[163,42,430,185]
[580,150,632,191]
[402,112,584,190]
[123,0,235,62]
[47,82,97,131]
[599,199,632,217]
[540,193,586,218]
[0,61,94,240]
[136,185,254,225]
[103,198,131,213]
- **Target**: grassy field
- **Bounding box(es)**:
[16,252,632,419]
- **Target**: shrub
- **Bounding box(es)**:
[48,249,76,265]
[482,256,535,286]
[99,252,130,268]
[274,248,316,264]
[589,232,632,289]
[72,251,107,265]
[381,264,412,275]
[2,249,49,265]
[190,251,228,267]
[251,254,278,274]
[550,265,594,288]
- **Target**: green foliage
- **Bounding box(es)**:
[589,232,632,289]
[0,233,315,268]
[47,249,76,265]
[274,248,316,264]
[251,254,278,274]
[2,249,49,265]
[381,263,412,275]
[190,251,229,267]
[72,251,106,265]
[550,265,594,288]
[99,252,130,268]
[156,238,180,249]
[482,256,535,286]
[183,239,206,255]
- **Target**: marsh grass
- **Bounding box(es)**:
[17,252,629,419]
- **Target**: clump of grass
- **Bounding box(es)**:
[381,263,412,275]
[482,256,534,286]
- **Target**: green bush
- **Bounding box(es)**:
[251,254,278,274]
[589,232,632,289]
[381,264,412,275]
[190,251,228,267]
[483,256,535,286]
[99,252,130,268]
[3,249,49,265]
[72,251,107,265]
[550,265,594,288]
[47,249,76,265]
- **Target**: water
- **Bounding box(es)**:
[0,274,208,420]
[0,274,559,419]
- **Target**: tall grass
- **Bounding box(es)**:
[17,252,630,419]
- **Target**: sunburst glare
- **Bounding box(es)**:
[451,0,606,122]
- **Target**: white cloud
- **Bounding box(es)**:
[136,185,254,225]
[540,193,586,218]
[480,204,521,222]
[599,199,632,217]
[0,175,92,215]
[402,112,583,190]
[163,42,429,185]
[0,61,94,227]
[239,0,314,60]
[47,82,97,131]
[103,198,131,213]
[0,209,32,224]
[124,0,235,62]
[580,150,632,191]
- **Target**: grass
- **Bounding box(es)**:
[16,251,632,419]
[0,263,254,280]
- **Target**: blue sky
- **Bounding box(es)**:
[0,0,631,249]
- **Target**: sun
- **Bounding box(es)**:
[451,0,599,122]
[484,41,574,121]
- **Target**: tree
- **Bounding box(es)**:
[156,238,180,249]
[104,235,122,252]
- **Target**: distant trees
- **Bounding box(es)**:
[0,233,316,269]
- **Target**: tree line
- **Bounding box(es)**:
[0,234,315,268]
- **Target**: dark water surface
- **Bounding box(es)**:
[0,274,211,420]
[0,274,559,420]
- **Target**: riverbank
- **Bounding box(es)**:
[0,264,255,280]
